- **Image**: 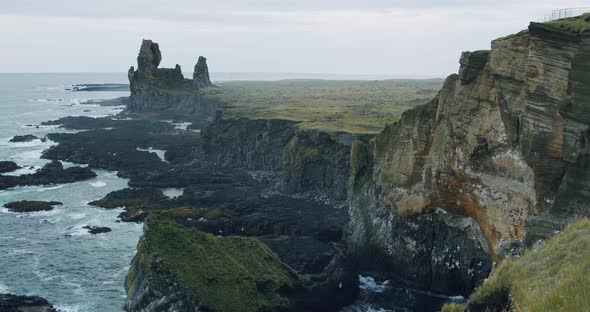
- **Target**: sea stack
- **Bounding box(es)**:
[126,39,216,118]
[193,56,211,88]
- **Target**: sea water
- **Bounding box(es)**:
[0,73,142,312]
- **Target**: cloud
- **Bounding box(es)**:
[0,1,588,74]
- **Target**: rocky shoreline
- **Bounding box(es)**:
[0,293,58,312]
[3,14,590,312]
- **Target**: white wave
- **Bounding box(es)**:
[0,282,9,294]
[67,213,87,221]
[37,184,67,191]
[55,305,80,312]
[10,249,34,256]
[90,181,107,188]
[137,147,168,163]
[65,224,90,237]
[358,275,390,293]
[2,166,39,176]
[162,188,183,199]
[16,150,44,161]
[170,122,191,130]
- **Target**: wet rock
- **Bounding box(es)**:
[3,200,63,212]
[0,293,57,312]
[83,226,112,234]
[9,134,39,142]
[89,188,167,222]
[89,188,167,209]
[0,161,20,173]
[0,161,96,190]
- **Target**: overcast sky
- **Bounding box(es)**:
[0,1,588,76]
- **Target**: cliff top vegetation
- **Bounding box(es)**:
[137,213,298,312]
[443,218,590,312]
[202,78,443,134]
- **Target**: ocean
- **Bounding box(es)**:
[0,73,141,312]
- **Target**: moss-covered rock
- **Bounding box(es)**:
[125,213,300,312]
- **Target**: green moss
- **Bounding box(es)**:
[469,218,590,312]
[545,13,590,33]
[140,213,298,312]
[440,303,465,312]
[125,255,139,299]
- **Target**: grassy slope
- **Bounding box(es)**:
[203,79,443,134]
[140,214,298,312]
[448,218,590,312]
[545,13,590,33]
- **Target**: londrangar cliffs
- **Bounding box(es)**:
[127,39,216,117]
[122,14,590,312]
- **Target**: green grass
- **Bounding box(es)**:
[203,79,443,134]
[139,213,298,312]
[440,303,465,312]
[546,13,590,33]
[469,218,590,312]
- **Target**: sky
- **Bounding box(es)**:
[0,1,588,76]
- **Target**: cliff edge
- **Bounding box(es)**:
[349,14,590,296]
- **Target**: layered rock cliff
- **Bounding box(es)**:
[127,40,216,117]
[202,115,366,201]
[349,15,590,296]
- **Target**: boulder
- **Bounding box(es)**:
[4,200,62,212]
[0,293,57,312]
[83,226,112,235]
[9,135,39,143]
[0,161,20,173]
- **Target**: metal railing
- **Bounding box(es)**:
[538,7,590,22]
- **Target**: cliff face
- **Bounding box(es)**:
[349,17,590,296]
[202,116,361,201]
[127,40,216,117]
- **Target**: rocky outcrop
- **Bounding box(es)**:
[0,161,20,173]
[194,56,211,88]
[0,294,58,312]
[125,214,357,312]
[4,200,62,212]
[9,134,40,143]
[0,161,96,190]
[203,116,365,201]
[348,16,590,296]
[83,225,112,235]
[203,117,297,171]
[127,39,216,118]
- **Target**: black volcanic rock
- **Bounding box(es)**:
[89,188,167,209]
[4,200,63,212]
[193,56,211,88]
[83,225,112,234]
[0,161,96,190]
[0,161,20,173]
[0,293,57,312]
[126,39,217,118]
[9,134,39,143]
